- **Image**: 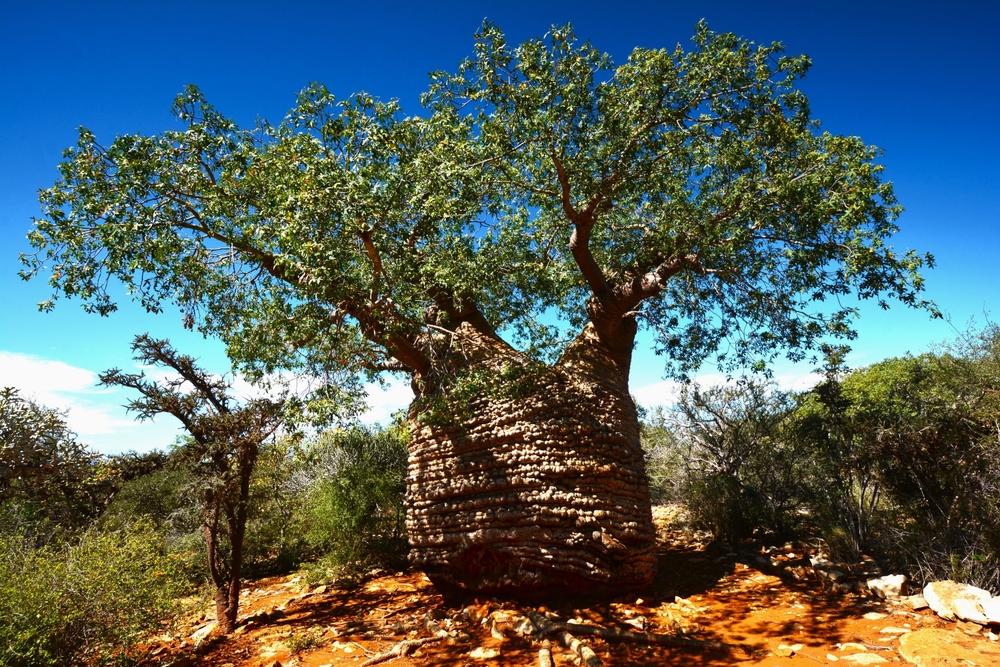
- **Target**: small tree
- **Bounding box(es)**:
[100,335,285,633]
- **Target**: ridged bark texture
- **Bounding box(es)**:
[406,323,656,600]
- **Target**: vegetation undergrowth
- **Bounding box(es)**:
[642,324,1000,593]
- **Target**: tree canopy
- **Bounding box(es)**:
[22,22,932,395]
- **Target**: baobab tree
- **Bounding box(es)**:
[24,23,931,599]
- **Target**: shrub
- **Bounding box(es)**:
[668,380,802,542]
[640,407,686,503]
[0,521,185,667]
[242,440,308,577]
[300,425,408,578]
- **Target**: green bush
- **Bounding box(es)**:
[0,521,185,667]
[101,439,312,584]
[666,380,805,542]
[300,425,408,578]
[640,407,686,503]
[241,440,308,577]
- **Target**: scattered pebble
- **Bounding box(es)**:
[468,646,501,659]
[840,654,888,664]
[774,642,803,657]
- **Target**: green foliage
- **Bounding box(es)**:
[648,326,1000,592]
[300,425,408,578]
[804,329,1000,587]
[1,387,104,535]
[285,628,325,654]
[664,380,806,542]
[415,359,548,426]
[0,521,184,667]
[640,407,686,503]
[241,440,309,577]
[23,22,930,396]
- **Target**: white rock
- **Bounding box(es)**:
[469,647,500,659]
[923,581,992,622]
[867,574,908,600]
[952,598,989,624]
[979,598,1000,625]
[189,621,217,642]
[905,594,929,610]
[841,654,888,664]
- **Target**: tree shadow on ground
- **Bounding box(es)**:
[159,523,926,667]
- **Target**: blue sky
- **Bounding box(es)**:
[1,1,998,453]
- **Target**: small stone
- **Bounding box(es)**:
[956,619,983,635]
[867,574,908,600]
[863,612,887,620]
[905,594,928,610]
[189,621,217,642]
[879,626,910,634]
[469,646,501,659]
[826,653,839,661]
[840,642,868,651]
[774,644,798,657]
[840,654,888,664]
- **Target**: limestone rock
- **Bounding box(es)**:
[841,654,888,664]
[868,574,908,600]
[469,647,501,659]
[898,627,1000,666]
[775,643,803,657]
[923,581,992,622]
[189,621,217,642]
[952,599,989,625]
[979,598,1000,625]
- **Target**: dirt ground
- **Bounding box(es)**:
[144,506,1000,667]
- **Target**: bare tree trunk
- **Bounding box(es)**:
[407,323,656,600]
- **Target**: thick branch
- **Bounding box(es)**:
[172,212,432,376]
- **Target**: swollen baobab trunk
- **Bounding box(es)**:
[406,323,656,599]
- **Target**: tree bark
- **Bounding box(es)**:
[406,322,656,600]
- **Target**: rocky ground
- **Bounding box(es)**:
[143,506,1000,667]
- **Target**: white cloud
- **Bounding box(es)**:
[0,350,182,453]
[773,371,823,392]
[630,369,821,413]
[0,351,136,435]
[360,376,413,425]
